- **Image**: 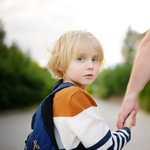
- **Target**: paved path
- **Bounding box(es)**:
[0,98,150,150]
[95,97,150,150]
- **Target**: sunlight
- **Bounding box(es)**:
[132,23,150,33]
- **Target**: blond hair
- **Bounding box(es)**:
[47,30,104,79]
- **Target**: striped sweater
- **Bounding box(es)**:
[53,86,131,150]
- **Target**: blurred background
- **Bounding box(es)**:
[0,0,150,149]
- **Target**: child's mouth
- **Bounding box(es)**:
[84,74,93,79]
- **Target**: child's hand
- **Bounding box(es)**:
[123,111,135,130]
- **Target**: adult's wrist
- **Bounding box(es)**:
[123,92,138,102]
[123,94,137,102]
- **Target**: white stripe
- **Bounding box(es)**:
[117,133,122,150]
[111,134,118,150]
[54,117,79,149]
[97,137,113,150]
[54,106,111,149]
[119,132,127,145]
[120,129,129,140]
[54,106,130,150]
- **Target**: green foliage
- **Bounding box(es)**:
[0,25,57,109]
[0,21,5,43]
[121,26,141,64]
[87,63,132,99]
[0,44,57,109]
[121,26,150,113]
[1,21,150,113]
[138,81,150,113]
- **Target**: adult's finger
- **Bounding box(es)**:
[117,115,124,129]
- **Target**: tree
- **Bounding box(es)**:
[0,20,5,44]
[0,20,57,109]
[121,26,142,64]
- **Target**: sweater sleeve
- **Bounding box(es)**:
[53,88,131,150]
[69,91,131,150]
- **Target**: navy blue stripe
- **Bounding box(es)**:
[116,130,128,142]
[113,133,120,150]
[71,142,86,150]
[121,127,131,141]
[120,134,124,149]
[107,144,114,150]
[86,130,111,150]
[107,137,115,150]
[114,132,125,150]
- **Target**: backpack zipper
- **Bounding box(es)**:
[33,140,40,150]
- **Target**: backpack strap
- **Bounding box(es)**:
[50,79,63,93]
[42,80,75,150]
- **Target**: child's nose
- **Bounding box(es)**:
[86,60,94,70]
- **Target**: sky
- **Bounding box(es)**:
[0,0,150,67]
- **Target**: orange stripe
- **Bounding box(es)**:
[53,86,97,117]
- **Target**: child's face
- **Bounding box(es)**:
[63,47,100,90]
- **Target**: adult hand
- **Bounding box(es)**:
[123,111,135,130]
[117,98,138,129]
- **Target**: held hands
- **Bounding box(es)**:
[117,98,138,129]
[123,111,135,130]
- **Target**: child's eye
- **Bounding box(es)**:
[92,58,98,62]
[77,57,84,61]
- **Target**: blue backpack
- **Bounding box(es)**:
[24,79,74,150]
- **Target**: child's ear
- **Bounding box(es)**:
[58,65,64,72]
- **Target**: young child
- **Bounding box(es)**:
[47,30,135,150]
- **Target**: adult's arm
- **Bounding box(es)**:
[117,28,150,129]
